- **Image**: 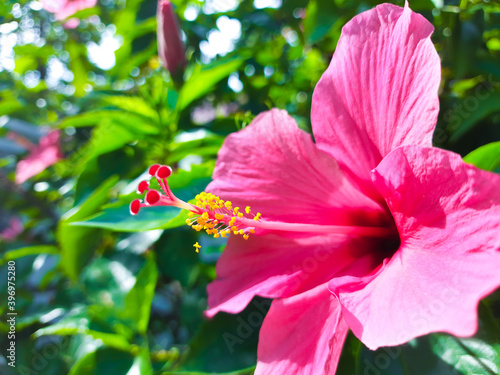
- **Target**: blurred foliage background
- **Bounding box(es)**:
[0,0,500,374]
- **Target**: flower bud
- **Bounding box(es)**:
[157,0,186,77]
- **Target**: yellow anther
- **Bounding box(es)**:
[238,212,243,218]
[245,206,251,214]
[254,213,261,221]
[250,229,255,233]
[201,212,209,220]
[215,213,224,220]
[243,234,249,240]
[221,231,227,238]
[214,233,220,238]
[193,242,201,253]
[225,201,232,209]
[185,219,193,226]
[239,229,244,235]
[234,207,240,213]
[188,212,194,218]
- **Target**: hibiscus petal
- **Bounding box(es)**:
[40,0,97,21]
[330,145,500,350]
[255,284,348,375]
[311,3,440,185]
[15,130,64,185]
[206,233,378,318]
[207,108,386,227]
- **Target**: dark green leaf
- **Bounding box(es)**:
[57,177,118,281]
[123,255,158,334]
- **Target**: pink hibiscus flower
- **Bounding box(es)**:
[130,2,500,374]
[0,217,23,241]
[40,0,97,28]
[15,130,64,184]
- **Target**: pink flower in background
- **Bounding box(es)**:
[157,0,186,76]
[198,3,500,374]
[40,0,97,28]
[15,130,64,184]
[0,217,23,241]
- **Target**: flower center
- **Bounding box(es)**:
[130,164,397,250]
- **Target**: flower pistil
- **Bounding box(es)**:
[130,164,397,248]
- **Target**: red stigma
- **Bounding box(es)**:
[156,165,172,179]
[137,180,149,194]
[149,164,160,176]
[145,190,161,205]
[129,164,195,215]
[130,199,141,215]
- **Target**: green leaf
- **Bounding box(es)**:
[84,121,136,161]
[59,110,158,135]
[62,120,138,178]
[68,348,137,375]
[347,304,500,375]
[448,92,500,144]
[168,131,224,164]
[85,330,131,351]
[0,94,23,116]
[14,55,37,75]
[58,177,118,281]
[1,245,59,263]
[100,95,159,123]
[430,304,500,375]
[70,204,183,232]
[167,162,215,201]
[463,141,500,172]
[33,310,90,338]
[176,302,264,372]
[66,40,89,97]
[123,255,158,334]
[303,0,342,43]
[131,348,154,375]
[70,6,100,19]
[179,56,246,110]
[33,309,131,351]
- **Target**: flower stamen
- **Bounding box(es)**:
[130,164,397,251]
